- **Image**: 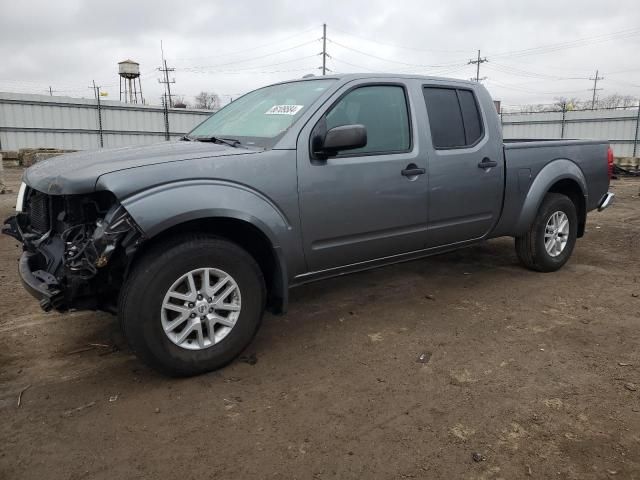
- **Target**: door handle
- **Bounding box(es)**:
[401,165,426,177]
[478,158,498,169]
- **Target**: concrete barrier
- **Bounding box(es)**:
[614,157,639,172]
[17,148,73,167]
[31,151,67,165]
[0,150,19,168]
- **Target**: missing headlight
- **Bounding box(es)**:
[64,203,144,277]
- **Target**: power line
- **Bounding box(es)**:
[3,24,640,107]
[331,56,376,72]
[607,78,640,88]
[330,26,469,53]
[486,79,591,96]
[327,38,465,68]
[180,66,318,76]
[179,54,319,73]
[491,27,640,59]
[330,56,470,77]
[170,27,318,62]
[487,62,590,81]
[173,39,319,71]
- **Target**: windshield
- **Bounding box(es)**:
[188,79,336,148]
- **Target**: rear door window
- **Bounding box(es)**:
[423,87,484,149]
[458,89,483,145]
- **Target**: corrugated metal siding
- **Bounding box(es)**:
[0,92,212,151]
[3,92,639,158]
[502,107,640,157]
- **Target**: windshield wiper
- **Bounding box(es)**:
[194,136,242,148]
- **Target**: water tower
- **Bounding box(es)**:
[118,59,144,104]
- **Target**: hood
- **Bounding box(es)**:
[24,141,255,195]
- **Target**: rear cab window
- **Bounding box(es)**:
[422,86,484,149]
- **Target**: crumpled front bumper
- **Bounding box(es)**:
[4,215,65,311]
[4,201,145,313]
[2,215,24,242]
[18,251,63,311]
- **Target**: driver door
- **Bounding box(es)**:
[296,81,428,273]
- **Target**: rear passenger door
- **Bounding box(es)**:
[422,85,504,247]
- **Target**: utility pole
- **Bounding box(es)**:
[468,50,488,82]
[589,69,604,109]
[90,80,104,148]
[162,93,170,140]
[158,59,176,108]
[633,99,640,157]
[322,23,327,76]
[158,41,176,107]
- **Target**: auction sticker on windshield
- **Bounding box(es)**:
[265,105,304,115]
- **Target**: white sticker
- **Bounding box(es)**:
[265,104,304,115]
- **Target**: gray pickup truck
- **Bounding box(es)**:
[3,74,614,376]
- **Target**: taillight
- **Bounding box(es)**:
[607,146,614,179]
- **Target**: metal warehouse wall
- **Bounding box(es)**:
[0,92,213,151]
[3,92,639,158]
[502,106,640,157]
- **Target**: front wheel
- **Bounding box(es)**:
[119,235,266,376]
[515,193,578,272]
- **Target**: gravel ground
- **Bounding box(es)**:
[0,167,639,480]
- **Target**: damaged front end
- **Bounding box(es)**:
[2,185,144,312]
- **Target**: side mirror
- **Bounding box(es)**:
[315,124,367,157]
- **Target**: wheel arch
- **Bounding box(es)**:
[130,216,288,314]
[514,159,587,236]
[547,178,586,237]
[117,180,295,314]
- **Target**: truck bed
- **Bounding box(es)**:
[490,139,610,237]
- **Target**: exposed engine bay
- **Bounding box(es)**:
[3,184,144,312]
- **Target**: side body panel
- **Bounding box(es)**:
[420,81,505,247]
[491,140,609,237]
[95,149,306,282]
[294,78,429,272]
[11,74,615,317]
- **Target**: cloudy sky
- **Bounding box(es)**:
[1,0,639,109]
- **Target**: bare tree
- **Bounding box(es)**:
[512,91,638,114]
[193,91,220,110]
[595,94,637,109]
[552,97,584,111]
[520,104,545,113]
[597,94,621,109]
[620,95,637,108]
[173,95,188,108]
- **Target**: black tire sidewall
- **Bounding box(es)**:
[122,237,265,376]
[532,195,578,271]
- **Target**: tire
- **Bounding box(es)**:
[515,193,578,272]
[119,235,266,377]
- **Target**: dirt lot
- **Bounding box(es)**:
[0,166,639,480]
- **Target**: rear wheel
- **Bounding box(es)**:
[515,193,578,272]
[119,235,265,376]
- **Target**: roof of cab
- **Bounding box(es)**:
[277,72,478,87]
